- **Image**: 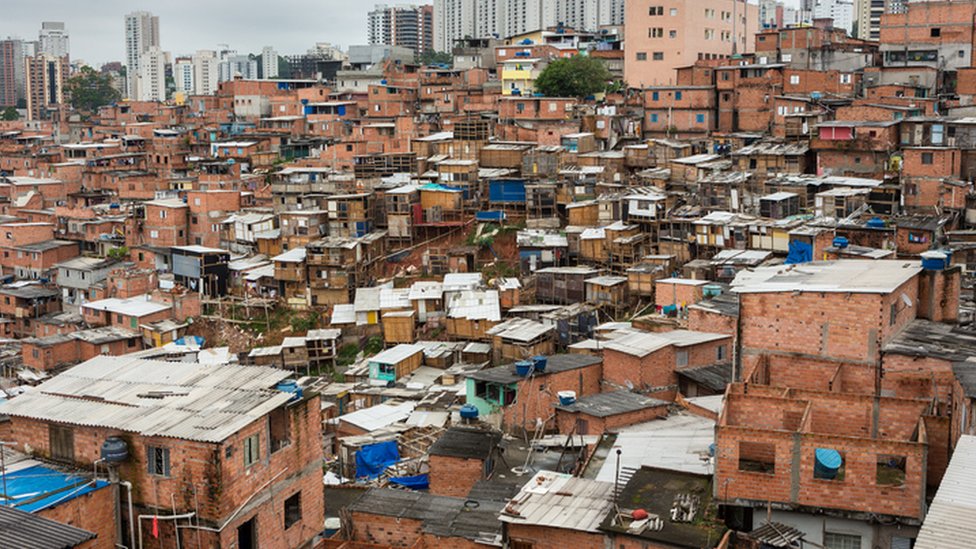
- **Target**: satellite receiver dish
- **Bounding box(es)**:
[625,380,634,390]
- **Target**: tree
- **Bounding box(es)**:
[418,50,453,68]
[65,66,121,112]
[0,107,18,121]
[534,55,612,98]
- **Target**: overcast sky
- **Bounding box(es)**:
[0,1,386,66]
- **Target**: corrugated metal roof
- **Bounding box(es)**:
[0,505,96,549]
[370,344,425,365]
[916,434,976,549]
[500,471,614,533]
[339,400,416,432]
[0,355,293,443]
[595,412,716,480]
[731,260,923,294]
[446,290,501,321]
[486,318,553,342]
[605,330,728,358]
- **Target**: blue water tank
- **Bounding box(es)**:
[921,251,949,271]
[459,404,479,420]
[558,391,577,406]
[866,217,886,229]
[703,285,722,298]
[832,236,849,249]
[515,360,533,376]
[814,448,843,479]
[532,356,547,372]
[276,380,303,402]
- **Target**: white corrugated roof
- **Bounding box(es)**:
[499,471,614,533]
[408,281,443,300]
[442,273,482,293]
[486,317,554,342]
[0,355,293,443]
[369,344,425,365]
[732,260,923,294]
[379,288,411,310]
[446,289,501,321]
[82,295,170,317]
[272,247,307,263]
[330,304,356,325]
[916,435,976,549]
[595,412,716,480]
[339,400,416,432]
[605,330,729,358]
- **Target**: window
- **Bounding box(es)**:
[675,91,682,100]
[738,441,775,473]
[722,72,730,81]
[781,53,792,62]
[931,28,941,37]
[649,27,664,38]
[813,448,846,481]
[244,434,261,467]
[147,446,171,477]
[890,303,898,326]
[652,91,659,101]
[696,114,705,123]
[932,124,944,145]
[790,74,800,85]
[636,52,647,61]
[653,52,664,60]
[650,113,659,122]
[877,455,906,486]
[669,30,677,38]
[824,532,862,549]
[705,28,715,40]
[670,7,678,15]
[922,152,934,164]
[717,345,726,361]
[648,5,663,15]
[840,74,852,84]
[676,350,688,367]
[159,210,167,219]
[49,425,74,462]
[284,492,302,529]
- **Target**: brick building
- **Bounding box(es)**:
[0,355,325,549]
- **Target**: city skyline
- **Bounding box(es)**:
[0,0,381,66]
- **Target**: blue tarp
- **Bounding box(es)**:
[1,465,110,512]
[785,239,813,265]
[389,474,429,490]
[476,211,506,222]
[356,441,399,479]
[488,180,527,203]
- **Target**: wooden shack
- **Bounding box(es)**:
[487,318,556,363]
[585,275,630,314]
[535,266,600,305]
[382,310,416,344]
[368,343,425,382]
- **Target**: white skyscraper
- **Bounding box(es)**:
[433,0,624,52]
[218,52,259,82]
[137,46,166,101]
[192,50,219,95]
[124,11,160,99]
[813,0,854,34]
[261,46,279,79]
[38,22,69,59]
[174,58,194,95]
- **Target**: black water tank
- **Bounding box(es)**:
[101,436,129,463]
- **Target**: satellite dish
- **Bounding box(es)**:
[625,380,634,390]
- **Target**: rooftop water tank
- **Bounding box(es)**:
[558,390,577,406]
[703,285,722,298]
[459,404,479,420]
[515,360,533,376]
[101,436,129,463]
[866,217,886,229]
[532,356,547,372]
[276,380,303,402]
[832,236,849,249]
[814,448,843,480]
[921,250,949,271]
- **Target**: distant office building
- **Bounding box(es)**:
[38,22,69,59]
[192,50,219,95]
[432,0,625,53]
[25,53,69,120]
[624,0,760,87]
[261,46,279,79]
[814,0,855,35]
[219,53,258,82]
[0,39,26,107]
[174,57,194,95]
[368,4,435,54]
[137,46,167,101]
[124,11,160,99]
